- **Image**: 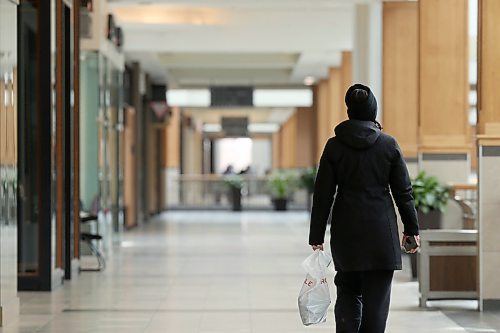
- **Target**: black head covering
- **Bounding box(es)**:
[345,83,377,121]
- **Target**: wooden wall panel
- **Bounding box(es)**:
[123,107,137,228]
[147,125,158,214]
[311,85,318,164]
[295,107,314,168]
[340,51,353,114]
[383,2,419,157]
[478,0,500,135]
[429,256,477,291]
[272,131,280,169]
[272,108,316,169]
[327,67,342,130]
[419,0,469,151]
[0,77,16,165]
[109,107,120,215]
[181,119,203,175]
[280,112,298,169]
[166,107,181,168]
[316,80,329,161]
[159,127,167,208]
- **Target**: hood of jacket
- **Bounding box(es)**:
[334,119,381,150]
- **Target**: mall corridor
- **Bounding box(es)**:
[3,0,500,331]
[1,212,497,333]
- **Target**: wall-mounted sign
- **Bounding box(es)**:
[107,14,123,50]
[221,117,249,137]
[149,101,170,124]
[211,86,253,107]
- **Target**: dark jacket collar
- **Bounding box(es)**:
[334,119,381,150]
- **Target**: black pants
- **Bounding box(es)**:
[334,270,394,333]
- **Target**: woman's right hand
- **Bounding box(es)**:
[311,244,324,251]
[401,234,420,254]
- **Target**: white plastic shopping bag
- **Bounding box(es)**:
[298,250,333,326]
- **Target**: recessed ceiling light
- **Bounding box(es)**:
[304,76,315,86]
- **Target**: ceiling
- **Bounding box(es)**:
[108,0,379,87]
[183,107,295,124]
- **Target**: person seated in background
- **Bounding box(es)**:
[223,165,235,175]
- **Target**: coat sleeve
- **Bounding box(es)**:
[309,139,337,245]
[389,140,419,236]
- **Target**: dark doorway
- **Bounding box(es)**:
[17,0,54,291]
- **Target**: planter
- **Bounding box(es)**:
[272,198,288,211]
[409,209,443,278]
[230,187,242,211]
[417,209,442,229]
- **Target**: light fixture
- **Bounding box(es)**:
[111,5,228,26]
[248,123,280,133]
[303,76,315,86]
[254,89,313,107]
[203,124,222,133]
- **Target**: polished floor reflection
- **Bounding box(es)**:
[1,211,499,332]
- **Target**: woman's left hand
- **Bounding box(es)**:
[311,244,324,251]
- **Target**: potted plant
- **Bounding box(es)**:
[411,171,449,229]
[224,176,243,211]
[408,171,449,278]
[267,172,298,211]
[299,167,317,211]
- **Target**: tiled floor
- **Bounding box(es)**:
[2,211,499,332]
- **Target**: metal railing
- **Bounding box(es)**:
[448,183,478,229]
[174,174,309,210]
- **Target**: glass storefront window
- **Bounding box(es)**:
[80,51,124,250]
[17,0,79,289]
[98,55,124,244]
[18,0,40,274]
[80,51,100,212]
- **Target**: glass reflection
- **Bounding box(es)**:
[0,3,18,225]
[0,0,19,305]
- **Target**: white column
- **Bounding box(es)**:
[165,168,180,206]
[418,153,471,184]
[0,0,20,325]
[353,3,383,122]
[478,142,500,310]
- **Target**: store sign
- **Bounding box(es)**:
[211,86,253,107]
[221,117,249,137]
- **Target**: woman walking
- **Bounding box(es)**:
[309,84,420,333]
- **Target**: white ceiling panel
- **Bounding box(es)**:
[158,53,299,69]
[111,0,367,86]
[109,0,376,8]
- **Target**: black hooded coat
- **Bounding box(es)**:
[309,119,419,272]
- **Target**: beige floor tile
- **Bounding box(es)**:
[199,312,251,333]
[1,211,497,333]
